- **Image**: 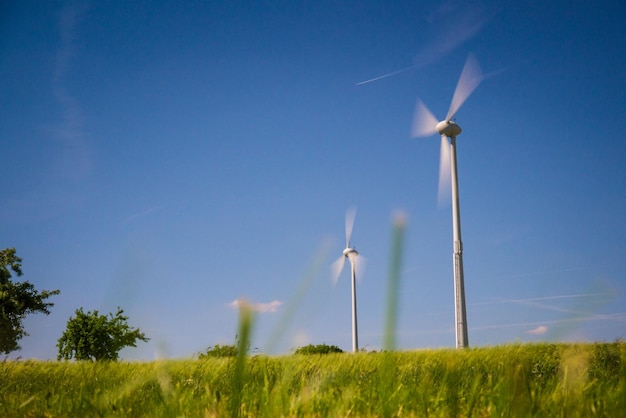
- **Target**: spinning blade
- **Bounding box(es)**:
[345,207,356,247]
[411,99,439,138]
[331,256,346,286]
[446,53,483,121]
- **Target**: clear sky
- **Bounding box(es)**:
[2,0,625,360]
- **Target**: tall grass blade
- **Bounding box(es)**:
[230,301,254,418]
[383,212,407,351]
[379,212,407,417]
[264,241,331,354]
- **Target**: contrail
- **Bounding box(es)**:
[490,267,589,280]
[470,313,626,332]
[356,65,417,86]
[355,1,494,86]
[52,3,93,180]
[391,311,626,338]
[472,292,612,307]
[471,280,623,340]
[121,204,166,225]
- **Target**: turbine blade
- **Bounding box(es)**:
[345,207,357,247]
[446,53,483,121]
[437,135,452,207]
[330,256,346,286]
[411,99,439,137]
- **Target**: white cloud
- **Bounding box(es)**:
[228,298,283,313]
[526,325,548,335]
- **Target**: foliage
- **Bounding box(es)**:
[294,343,344,355]
[198,344,239,358]
[588,338,623,384]
[57,307,149,361]
[0,247,60,354]
[1,343,625,416]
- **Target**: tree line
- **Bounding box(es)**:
[1,248,148,360]
[3,247,348,361]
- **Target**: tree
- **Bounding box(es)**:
[57,307,149,361]
[198,344,238,358]
[294,343,344,355]
[0,248,60,354]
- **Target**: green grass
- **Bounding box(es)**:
[1,341,624,417]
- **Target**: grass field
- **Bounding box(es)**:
[2,341,624,417]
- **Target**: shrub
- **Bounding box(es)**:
[294,343,343,355]
[589,339,622,384]
[198,344,238,358]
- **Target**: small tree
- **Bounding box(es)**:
[198,344,238,358]
[57,307,149,361]
[294,343,344,355]
[0,248,60,354]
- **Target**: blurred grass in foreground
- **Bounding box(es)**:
[2,342,625,416]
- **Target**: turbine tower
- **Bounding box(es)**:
[411,53,484,348]
[331,208,362,352]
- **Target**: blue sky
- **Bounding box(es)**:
[2,0,625,360]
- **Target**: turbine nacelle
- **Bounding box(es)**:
[437,120,462,138]
[343,247,358,259]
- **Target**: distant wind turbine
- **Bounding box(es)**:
[411,53,485,348]
[331,208,363,353]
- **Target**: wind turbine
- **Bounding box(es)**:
[411,53,484,349]
[331,208,362,353]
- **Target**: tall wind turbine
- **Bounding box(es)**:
[411,53,484,349]
[331,208,362,352]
